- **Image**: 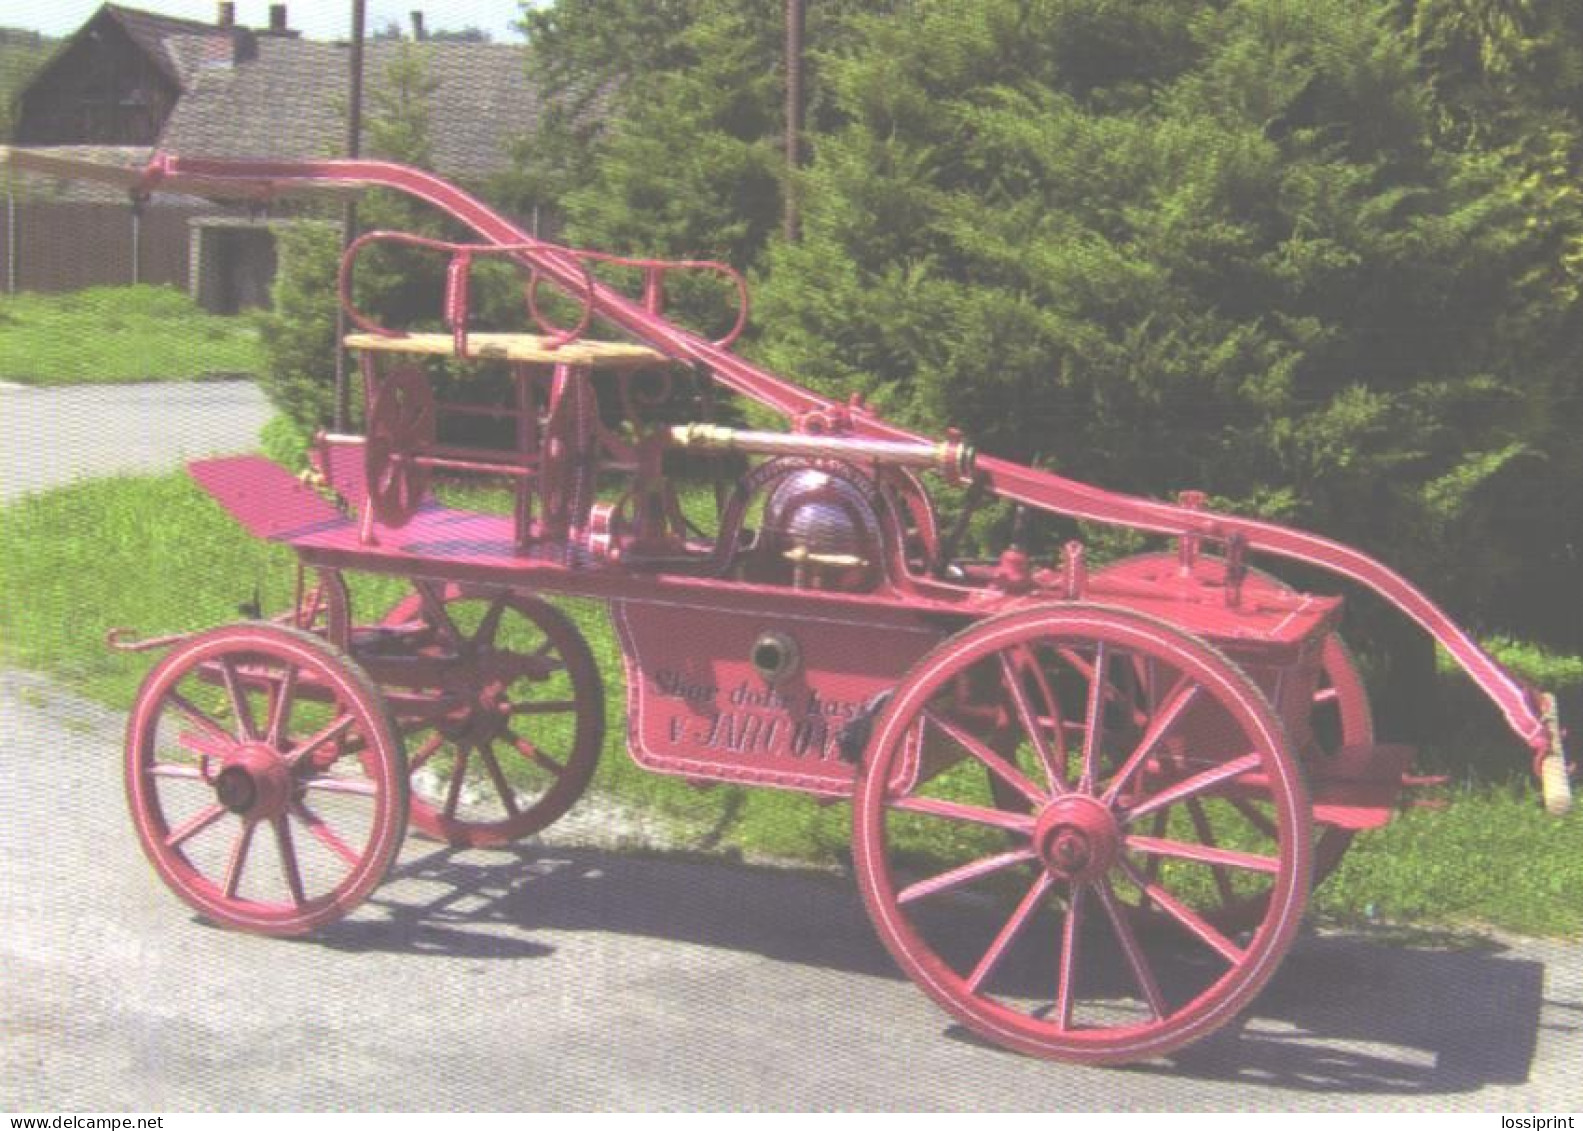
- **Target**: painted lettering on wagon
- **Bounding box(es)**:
[652,668,866,761]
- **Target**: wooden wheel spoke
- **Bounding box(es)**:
[897,847,1037,906]
[476,742,521,818]
[167,690,233,746]
[1095,878,1166,1021]
[1118,859,1245,965]
[175,729,231,761]
[509,733,565,777]
[403,400,434,436]
[967,873,1054,993]
[217,657,260,742]
[491,650,558,682]
[472,594,509,649]
[301,775,377,797]
[415,582,465,651]
[1126,833,1280,875]
[1188,798,1241,909]
[272,816,306,908]
[1058,646,1146,726]
[526,640,566,673]
[891,793,1036,835]
[922,708,1046,806]
[150,762,206,780]
[1229,796,1279,840]
[407,731,446,773]
[1053,885,1084,1031]
[1101,680,1199,805]
[1124,753,1263,824]
[164,803,227,849]
[266,662,299,748]
[508,699,579,716]
[291,802,361,868]
[443,742,473,819]
[1057,646,1094,682]
[1079,642,1108,792]
[284,712,356,770]
[1017,643,1068,765]
[1141,810,1168,890]
[223,819,256,899]
[997,651,1066,795]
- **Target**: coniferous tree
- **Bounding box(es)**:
[512,0,1583,657]
[748,0,1573,654]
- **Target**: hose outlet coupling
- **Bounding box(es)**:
[751,631,800,685]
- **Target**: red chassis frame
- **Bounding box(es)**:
[10,147,1572,1066]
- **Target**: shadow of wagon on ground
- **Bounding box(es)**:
[305,840,1557,1096]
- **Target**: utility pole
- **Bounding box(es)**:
[336,0,366,431]
[783,0,806,243]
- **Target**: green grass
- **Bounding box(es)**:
[0,286,263,384]
[2,470,1580,938]
[0,472,295,703]
[1316,786,1583,936]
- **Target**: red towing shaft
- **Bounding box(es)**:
[10,147,1568,813]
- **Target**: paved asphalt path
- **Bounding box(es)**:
[3,381,1580,1110]
[0,380,273,501]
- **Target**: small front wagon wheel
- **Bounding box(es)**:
[853,605,1310,1064]
[126,623,408,936]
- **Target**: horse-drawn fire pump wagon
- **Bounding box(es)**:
[5,147,1573,1065]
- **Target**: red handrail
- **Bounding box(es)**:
[339,229,751,355]
[338,229,599,355]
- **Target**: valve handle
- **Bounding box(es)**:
[783,545,867,569]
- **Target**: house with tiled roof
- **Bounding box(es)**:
[160,35,534,181]
[4,3,536,305]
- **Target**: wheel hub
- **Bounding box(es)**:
[213,743,292,819]
[1034,795,1120,884]
[435,656,518,743]
[460,672,513,739]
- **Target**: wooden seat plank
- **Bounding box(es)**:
[345,331,668,369]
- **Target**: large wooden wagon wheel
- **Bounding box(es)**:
[125,623,408,936]
[364,363,436,528]
[380,584,604,847]
[853,605,1310,1064]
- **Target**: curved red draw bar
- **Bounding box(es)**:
[118,151,1564,795]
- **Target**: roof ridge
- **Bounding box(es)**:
[102,2,227,36]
